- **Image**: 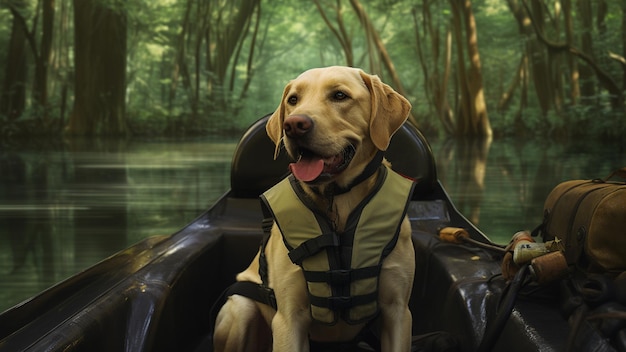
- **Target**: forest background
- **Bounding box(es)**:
[0,0,624,140]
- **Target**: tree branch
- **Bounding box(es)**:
[521,0,623,108]
[8,5,39,59]
[609,51,626,68]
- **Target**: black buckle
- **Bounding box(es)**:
[260,285,277,310]
[328,270,351,285]
[328,296,352,310]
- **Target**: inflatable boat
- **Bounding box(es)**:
[0,116,621,351]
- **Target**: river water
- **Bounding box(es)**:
[0,133,624,313]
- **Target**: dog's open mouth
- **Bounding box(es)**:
[289,145,356,183]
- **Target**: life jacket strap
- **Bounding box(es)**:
[288,232,340,265]
[222,205,278,310]
[303,264,382,285]
[259,202,274,285]
[219,201,277,311]
[224,281,277,310]
[309,291,379,311]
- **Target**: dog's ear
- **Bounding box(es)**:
[266,82,292,159]
[360,71,412,151]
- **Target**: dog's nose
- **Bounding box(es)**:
[283,115,313,138]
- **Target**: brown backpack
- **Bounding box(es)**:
[534,168,626,274]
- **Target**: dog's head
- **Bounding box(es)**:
[266,66,411,187]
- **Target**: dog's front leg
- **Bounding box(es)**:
[379,304,412,351]
[271,310,310,352]
[265,227,312,352]
[379,218,415,352]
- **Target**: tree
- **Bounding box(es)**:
[348,0,407,98]
[66,0,128,136]
[413,2,454,134]
[0,0,623,138]
[1,5,28,120]
[414,0,491,137]
[2,0,55,122]
[166,0,261,132]
[314,0,354,67]
[563,0,580,106]
[449,0,491,138]
[33,0,55,121]
[313,0,416,125]
[506,0,560,118]
[520,0,623,111]
[204,0,262,119]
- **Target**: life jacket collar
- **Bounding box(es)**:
[328,150,384,195]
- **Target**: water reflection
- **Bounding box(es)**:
[0,136,624,313]
[0,138,235,313]
[435,137,626,244]
[436,138,492,226]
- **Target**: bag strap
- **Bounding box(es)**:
[592,167,626,183]
[599,167,626,183]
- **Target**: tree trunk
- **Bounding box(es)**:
[348,0,417,125]
[314,0,354,67]
[498,53,527,113]
[528,0,554,116]
[232,4,263,117]
[1,12,28,120]
[522,0,623,110]
[508,0,545,115]
[577,0,595,100]
[169,0,192,121]
[32,0,55,122]
[66,0,128,136]
[622,1,626,90]
[450,0,492,138]
[205,0,260,109]
[349,0,403,94]
[563,0,580,105]
[413,3,454,134]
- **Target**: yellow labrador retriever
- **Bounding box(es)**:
[214,66,415,351]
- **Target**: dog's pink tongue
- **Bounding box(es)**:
[289,156,324,182]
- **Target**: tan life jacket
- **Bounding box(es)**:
[260,167,415,325]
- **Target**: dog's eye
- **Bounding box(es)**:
[332,91,349,101]
[287,95,298,105]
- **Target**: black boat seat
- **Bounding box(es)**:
[230,114,437,199]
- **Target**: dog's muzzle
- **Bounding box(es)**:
[289,144,356,183]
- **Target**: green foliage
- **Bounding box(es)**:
[0,0,623,138]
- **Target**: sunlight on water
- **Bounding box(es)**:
[0,136,624,312]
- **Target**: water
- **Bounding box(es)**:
[0,138,235,313]
[0,135,624,313]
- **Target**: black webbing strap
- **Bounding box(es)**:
[213,200,279,311]
[223,281,277,310]
[259,201,273,286]
[308,291,379,311]
[288,232,340,265]
[332,150,384,195]
[303,264,382,285]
